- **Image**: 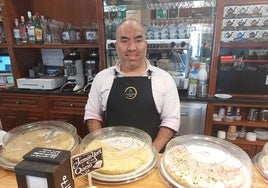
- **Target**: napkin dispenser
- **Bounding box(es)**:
[15,147,74,188]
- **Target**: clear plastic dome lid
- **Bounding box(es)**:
[159,134,252,188]
[252,142,268,182]
[80,126,157,184]
[0,120,79,170]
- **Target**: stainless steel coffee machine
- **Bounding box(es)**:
[83,51,98,93]
[61,49,85,91]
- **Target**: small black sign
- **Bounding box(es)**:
[110,12,118,20]
[71,148,103,178]
[23,147,70,164]
[168,8,178,19]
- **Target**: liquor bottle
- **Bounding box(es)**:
[13,19,22,45]
[197,63,208,98]
[26,11,35,44]
[40,15,49,43]
[34,13,44,44]
[20,16,27,44]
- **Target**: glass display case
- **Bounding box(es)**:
[103,0,216,89]
[216,3,268,95]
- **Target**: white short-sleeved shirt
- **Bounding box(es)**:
[84,60,181,132]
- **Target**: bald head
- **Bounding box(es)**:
[116,19,146,40]
[114,19,148,74]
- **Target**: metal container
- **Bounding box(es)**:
[259,109,268,122]
[247,108,259,121]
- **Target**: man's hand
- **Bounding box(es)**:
[86,119,102,133]
[153,127,175,153]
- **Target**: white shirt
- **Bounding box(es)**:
[84,60,181,132]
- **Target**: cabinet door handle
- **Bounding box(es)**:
[70,103,74,107]
[180,112,189,116]
[16,100,20,104]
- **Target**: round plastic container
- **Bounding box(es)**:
[159,134,252,188]
[80,126,157,184]
[252,142,268,183]
[0,120,79,170]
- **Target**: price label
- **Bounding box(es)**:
[70,148,103,178]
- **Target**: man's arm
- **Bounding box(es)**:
[153,126,175,153]
[86,119,102,133]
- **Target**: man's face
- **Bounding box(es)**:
[115,21,148,70]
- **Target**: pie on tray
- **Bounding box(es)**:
[159,135,252,188]
[83,136,153,175]
[163,145,249,188]
[80,126,157,184]
[0,121,78,169]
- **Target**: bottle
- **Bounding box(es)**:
[19,16,27,44]
[40,15,49,44]
[187,67,198,96]
[34,13,44,44]
[26,11,35,44]
[13,19,22,45]
[197,63,208,98]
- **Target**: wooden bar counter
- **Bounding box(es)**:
[1,165,267,188]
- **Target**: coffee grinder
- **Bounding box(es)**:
[61,48,85,92]
[83,50,98,93]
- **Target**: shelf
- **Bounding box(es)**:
[213,120,268,128]
[0,44,7,48]
[225,137,267,146]
[11,43,99,49]
[220,59,268,63]
[220,41,268,48]
[224,0,268,6]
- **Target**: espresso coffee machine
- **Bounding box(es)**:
[61,49,85,92]
[83,51,98,93]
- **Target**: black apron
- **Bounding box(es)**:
[105,70,161,140]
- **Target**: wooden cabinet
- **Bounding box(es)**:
[0,0,104,136]
[204,0,268,157]
[1,0,106,84]
[205,101,268,158]
[0,93,47,131]
[208,0,268,98]
[0,93,89,138]
[45,95,88,138]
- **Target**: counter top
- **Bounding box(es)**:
[0,163,267,187]
[1,87,268,104]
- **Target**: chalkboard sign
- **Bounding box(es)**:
[23,147,70,164]
[71,148,103,178]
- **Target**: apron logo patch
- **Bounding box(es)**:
[124,86,137,100]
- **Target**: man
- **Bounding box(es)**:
[200,42,211,63]
[84,19,180,152]
[170,41,187,74]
